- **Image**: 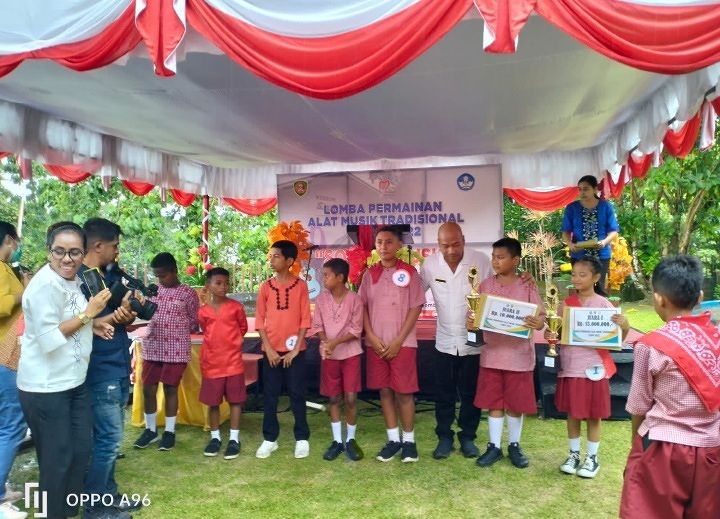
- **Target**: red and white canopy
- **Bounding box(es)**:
[1,0,720,212]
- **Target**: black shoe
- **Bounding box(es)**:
[112,494,143,513]
[345,439,364,461]
[476,443,503,467]
[376,441,402,462]
[158,431,175,451]
[224,440,240,460]
[507,442,529,468]
[133,428,158,449]
[323,441,344,461]
[116,452,126,460]
[204,438,222,457]
[460,439,480,458]
[401,442,419,463]
[432,437,455,459]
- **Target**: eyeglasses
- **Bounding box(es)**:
[49,247,85,260]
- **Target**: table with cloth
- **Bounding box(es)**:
[130,321,261,430]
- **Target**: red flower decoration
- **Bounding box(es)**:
[186,265,197,275]
[197,245,208,256]
[204,263,213,271]
[346,245,370,286]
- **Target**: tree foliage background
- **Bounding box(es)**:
[0,158,276,287]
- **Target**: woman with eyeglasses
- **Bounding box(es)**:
[17,222,112,519]
[0,221,31,519]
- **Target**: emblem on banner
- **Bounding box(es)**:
[293,180,308,197]
[457,173,475,191]
[378,177,395,194]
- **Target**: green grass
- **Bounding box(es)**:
[10,399,635,518]
[619,299,663,333]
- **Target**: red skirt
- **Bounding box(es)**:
[554,377,610,419]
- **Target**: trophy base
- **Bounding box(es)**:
[466,330,485,347]
[542,353,561,373]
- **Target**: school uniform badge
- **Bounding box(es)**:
[392,270,411,287]
[286,335,299,350]
[585,364,605,381]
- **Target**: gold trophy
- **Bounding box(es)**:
[544,281,563,369]
[466,266,484,346]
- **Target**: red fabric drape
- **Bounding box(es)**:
[627,153,652,179]
[504,187,578,211]
[186,0,472,99]
[600,169,627,199]
[0,152,10,160]
[170,189,196,207]
[475,0,537,53]
[44,164,93,184]
[0,4,140,79]
[536,0,720,74]
[122,180,155,196]
[712,97,720,116]
[663,111,702,158]
[223,197,276,216]
[135,0,186,77]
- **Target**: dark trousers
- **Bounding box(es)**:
[262,351,309,442]
[433,350,481,442]
[19,383,92,519]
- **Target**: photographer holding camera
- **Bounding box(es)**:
[79,218,142,519]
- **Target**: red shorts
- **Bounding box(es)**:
[199,374,247,406]
[474,367,536,414]
[554,377,610,419]
[366,347,418,394]
[142,360,187,386]
[320,355,362,398]
[620,435,720,519]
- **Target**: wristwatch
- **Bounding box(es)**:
[77,312,92,325]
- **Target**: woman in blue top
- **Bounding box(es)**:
[561,176,619,290]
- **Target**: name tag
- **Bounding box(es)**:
[435,278,446,283]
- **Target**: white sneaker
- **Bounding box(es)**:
[559,451,581,475]
[255,440,278,459]
[0,501,28,519]
[294,440,310,459]
[2,486,23,503]
[576,454,600,478]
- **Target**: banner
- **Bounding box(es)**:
[277,166,503,248]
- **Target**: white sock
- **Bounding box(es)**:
[488,416,504,448]
[402,429,415,444]
[346,423,357,442]
[387,427,400,443]
[331,421,342,443]
[230,429,239,443]
[165,416,176,433]
[507,415,524,444]
[587,440,600,456]
[211,429,221,441]
[569,437,581,452]
[145,413,157,433]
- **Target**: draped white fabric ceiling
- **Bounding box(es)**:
[0,13,718,199]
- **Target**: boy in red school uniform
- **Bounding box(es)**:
[359,227,425,463]
[197,267,248,460]
[471,237,545,469]
[620,255,720,519]
[311,258,365,461]
[134,252,199,451]
[254,240,312,460]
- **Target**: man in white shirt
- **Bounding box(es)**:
[420,222,492,459]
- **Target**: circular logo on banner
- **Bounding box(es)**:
[585,364,605,381]
[457,173,475,191]
[392,270,411,287]
[286,335,298,350]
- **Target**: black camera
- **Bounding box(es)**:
[105,263,159,321]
